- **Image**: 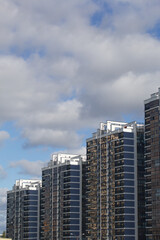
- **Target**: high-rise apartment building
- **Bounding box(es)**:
[40,153,86,240]
[85,121,145,240]
[144,89,160,240]
[6,179,41,240]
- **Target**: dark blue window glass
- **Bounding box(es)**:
[69,231,79,236]
[27,195,38,200]
[71,183,80,188]
[124,187,134,193]
[28,201,38,205]
[28,222,38,227]
[69,201,80,206]
[124,160,134,166]
[125,229,135,235]
[28,206,38,211]
[124,208,135,214]
[28,233,37,237]
[24,228,37,233]
[24,212,37,217]
[70,195,80,200]
[124,173,134,179]
[70,171,80,176]
[124,166,134,172]
[124,153,134,159]
[26,190,38,195]
[70,207,80,212]
[124,201,134,207]
[70,189,80,194]
[124,237,135,240]
[124,194,134,200]
[124,222,135,228]
[70,177,80,182]
[125,215,135,221]
[124,132,134,138]
[124,180,134,186]
[69,219,79,224]
[124,139,134,145]
[70,165,80,170]
[124,146,134,152]
[28,217,37,221]
[28,211,37,216]
[69,225,80,230]
[70,213,80,218]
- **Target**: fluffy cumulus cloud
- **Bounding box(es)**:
[0,188,8,233]
[9,159,46,177]
[0,0,160,150]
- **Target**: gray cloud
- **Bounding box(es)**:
[9,159,46,177]
[0,0,159,150]
[100,0,160,34]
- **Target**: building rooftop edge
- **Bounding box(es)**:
[42,153,86,171]
[144,88,160,104]
[7,179,42,193]
[87,121,144,141]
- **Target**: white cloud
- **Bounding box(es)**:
[0,0,159,150]
[9,159,45,177]
[0,188,8,233]
[101,0,160,34]
[64,146,86,155]
[23,129,82,149]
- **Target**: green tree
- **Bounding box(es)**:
[2,231,6,238]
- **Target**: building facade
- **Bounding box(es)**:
[40,153,86,240]
[6,179,41,240]
[85,121,145,240]
[144,89,160,240]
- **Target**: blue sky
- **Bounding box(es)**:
[0,0,160,232]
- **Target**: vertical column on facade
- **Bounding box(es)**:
[133,122,138,240]
[99,133,102,240]
[106,136,109,240]
[80,158,82,240]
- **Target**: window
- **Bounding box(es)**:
[124,139,134,145]
[123,132,134,138]
[124,180,134,186]
[124,207,134,214]
[124,166,134,172]
[124,153,134,159]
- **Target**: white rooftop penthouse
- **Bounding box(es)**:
[144,87,160,104]
[44,153,86,169]
[90,120,144,140]
[12,179,42,191]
